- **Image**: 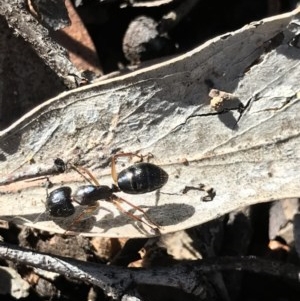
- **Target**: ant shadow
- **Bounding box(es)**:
[93,202,195,234]
[3,203,195,235]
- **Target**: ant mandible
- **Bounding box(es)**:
[46,153,168,233]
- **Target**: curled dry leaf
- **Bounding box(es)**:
[0,8,300,237]
[123,0,175,8]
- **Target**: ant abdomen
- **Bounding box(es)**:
[117,162,168,194]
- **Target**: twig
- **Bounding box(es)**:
[0,0,83,88]
[0,242,299,299]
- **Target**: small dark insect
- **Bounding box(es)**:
[46,153,168,233]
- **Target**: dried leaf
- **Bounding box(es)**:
[0,9,300,237]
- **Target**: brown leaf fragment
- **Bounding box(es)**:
[51,0,103,75]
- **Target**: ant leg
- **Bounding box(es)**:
[111,152,154,183]
[63,203,99,234]
[111,153,141,184]
[71,165,100,186]
[111,154,118,184]
[112,152,143,161]
[113,152,154,162]
[112,199,159,233]
[33,177,53,224]
[111,194,161,232]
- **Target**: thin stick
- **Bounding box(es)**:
[1,242,300,299]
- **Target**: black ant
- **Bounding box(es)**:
[46,153,168,233]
